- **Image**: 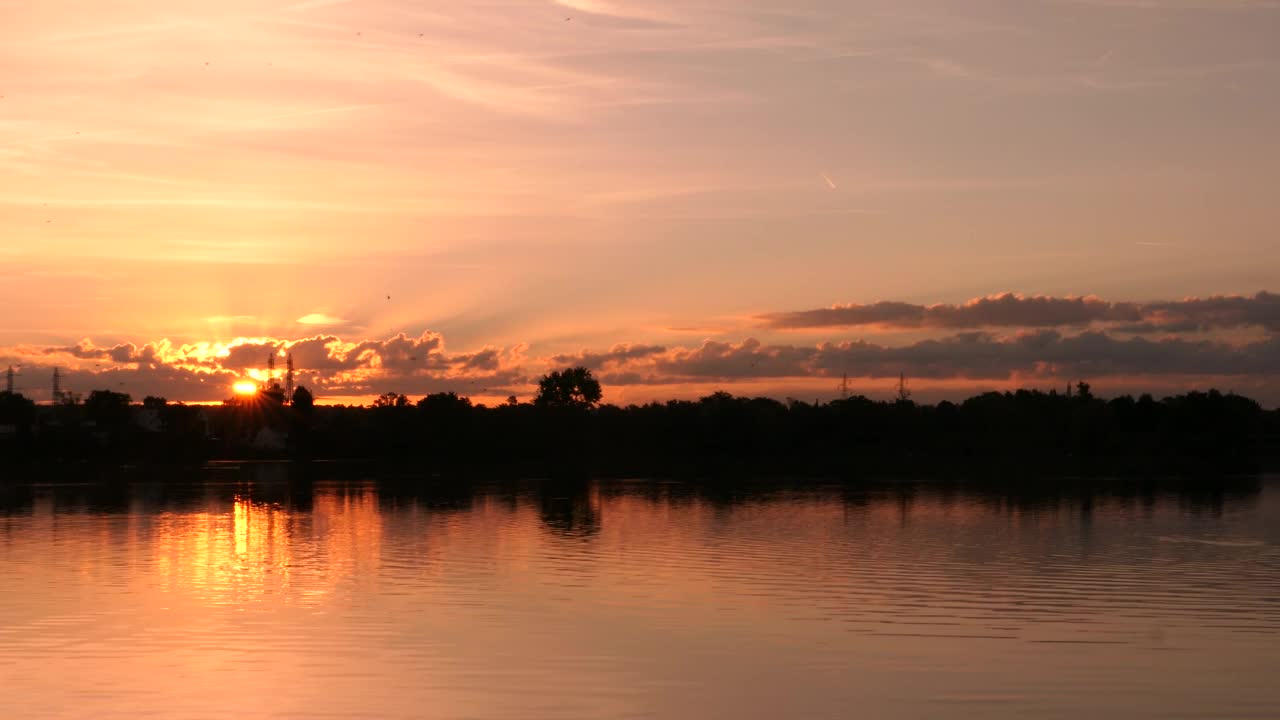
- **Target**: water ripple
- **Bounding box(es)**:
[1,475,1278,719]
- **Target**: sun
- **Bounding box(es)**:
[233,381,258,396]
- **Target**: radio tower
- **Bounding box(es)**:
[840,372,850,400]
[52,367,62,404]
[267,353,276,386]
[285,353,295,402]
[5,366,14,394]
[896,372,911,403]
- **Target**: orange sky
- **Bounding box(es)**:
[2,1,1278,404]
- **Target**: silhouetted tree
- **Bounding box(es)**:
[291,386,315,412]
[0,391,36,426]
[143,396,167,411]
[417,392,473,458]
[417,392,472,414]
[535,367,602,408]
[84,390,132,427]
[373,392,409,409]
[4,371,1274,474]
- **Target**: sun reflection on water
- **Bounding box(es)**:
[150,487,389,610]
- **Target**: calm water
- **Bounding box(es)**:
[2,470,1279,719]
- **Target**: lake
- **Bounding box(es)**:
[2,469,1278,719]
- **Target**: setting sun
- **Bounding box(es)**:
[233,381,258,396]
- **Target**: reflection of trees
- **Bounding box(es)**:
[1,473,1268,613]
[376,478,476,515]
[0,484,35,517]
[536,480,600,539]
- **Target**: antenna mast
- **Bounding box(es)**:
[285,353,295,402]
[896,372,911,402]
[52,367,61,404]
[4,366,13,394]
[840,372,850,400]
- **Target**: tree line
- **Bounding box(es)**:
[2,368,1277,475]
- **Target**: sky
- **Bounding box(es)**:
[1,0,1278,405]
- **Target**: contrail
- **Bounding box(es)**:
[821,173,837,190]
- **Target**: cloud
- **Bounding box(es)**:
[1141,292,1280,333]
[7,330,528,403]
[5,310,1280,405]
[759,291,1280,333]
[296,313,347,326]
[1063,0,1280,9]
[39,339,168,365]
[551,343,668,368]
[550,0,680,26]
[556,331,1280,385]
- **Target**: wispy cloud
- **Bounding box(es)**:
[287,0,357,12]
[204,315,257,324]
[2,0,1278,375]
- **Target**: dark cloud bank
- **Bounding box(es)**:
[759,291,1280,333]
[3,292,1278,404]
[557,332,1280,386]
